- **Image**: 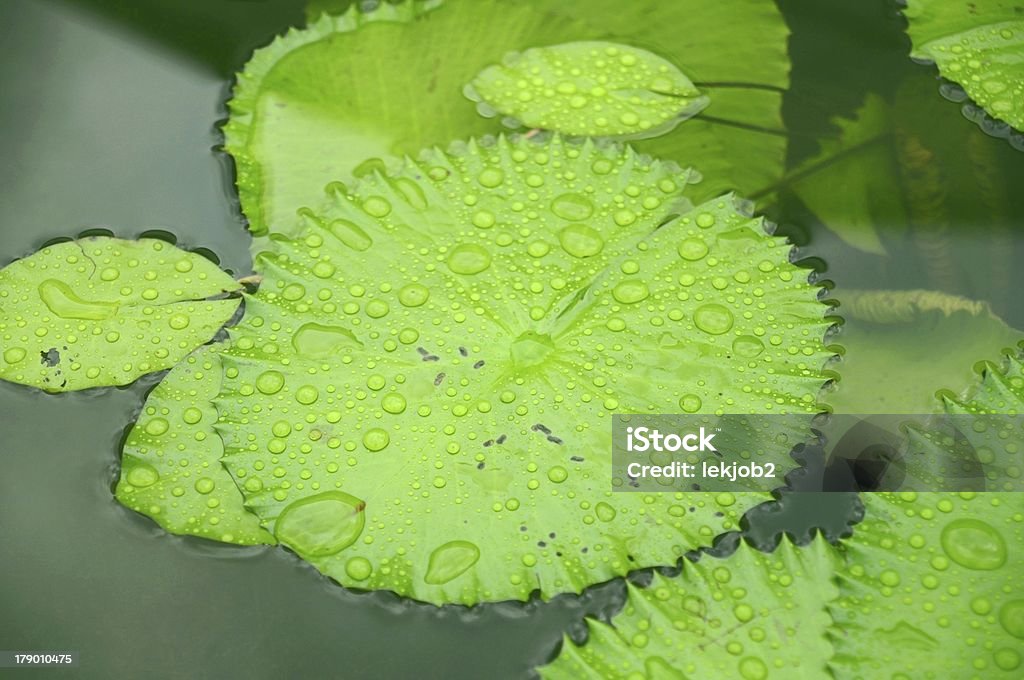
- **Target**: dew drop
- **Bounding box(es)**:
[194,477,215,495]
[612,280,649,304]
[940,518,1007,570]
[548,466,568,483]
[273,491,366,557]
[732,335,765,358]
[328,219,373,251]
[3,347,26,364]
[293,323,360,358]
[295,385,319,405]
[256,370,285,395]
[677,238,709,261]
[998,600,1024,639]
[169,314,190,330]
[446,244,492,275]
[693,304,734,335]
[362,196,392,218]
[424,540,481,585]
[398,283,430,307]
[144,418,169,437]
[559,224,604,258]
[551,193,595,222]
[346,556,373,581]
[126,463,159,488]
[362,428,390,452]
[477,168,505,188]
[382,393,407,414]
[595,502,617,522]
[182,407,203,425]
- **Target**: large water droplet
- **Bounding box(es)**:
[293,323,361,358]
[559,224,604,258]
[328,219,373,251]
[3,347,26,364]
[256,370,286,395]
[273,491,366,558]
[940,518,1006,570]
[999,600,1024,639]
[126,463,159,488]
[424,540,481,585]
[551,193,594,221]
[398,283,430,307]
[732,335,765,358]
[693,304,734,335]
[446,244,492,275]
[362,428,390,452]
[612,280,649,304]
[38,279,118,320]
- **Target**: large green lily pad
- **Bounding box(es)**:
[213,136,833,604]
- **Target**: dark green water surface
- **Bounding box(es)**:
[0,1,1021,678]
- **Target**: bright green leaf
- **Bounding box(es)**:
[213,136,833,604]
[541,537,841,679]
[903,0,1024,131]
[0,237,241,392]
[115,344,275,545]
[466,41,708,137]
[542,492,1024,678]
[830,289,1024,414]
[224,0,790,240]
[786,95,903,256]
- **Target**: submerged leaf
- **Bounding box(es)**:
[115,344,275,545]
[0,237,241,392]
[214,136,833,604]
[467,41,707,137]
[786,95,903,255]
[542,492,1024,678]
[224,0,790,240]
[903,0,1024,131]
[829,289,1024,414]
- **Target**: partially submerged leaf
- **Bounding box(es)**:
[115,344,275,545]
[542,492,1024,678]
[224,0,790,239]
[0,237,241,392]
[466,41,708,137]
[903,0,1024,131]
[829,289,1024,414]
[786,95,903,255]
[214,136,833,604]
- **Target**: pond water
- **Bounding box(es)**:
[0,1,1021,678]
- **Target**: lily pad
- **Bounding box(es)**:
[214,136,833,604]
[115,344,275,545]
[829,289,1024,414]
[542,491,1024,678]
[903,0,1024,131]
[224,0,790,240]
[466,41,708,137]
[0,237,241,392]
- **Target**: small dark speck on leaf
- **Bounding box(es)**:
[496,434,507,444]
[473,360,485,369]
[570,456,584,462]
[547,435,563,445]
[434,372,445,385]
[537,541,547,548]
[520,525,527,532]
[532,423,551,435]
[548,532,555,539]
[581,547,589,553]
[477,462,485,470]
[416,347,429,356]
[459,346,468,357]
[483,440,494,447]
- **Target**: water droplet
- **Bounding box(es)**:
[679,394,702,413]
[547,466,568,483]
[696,212,716,228]
[38,279,118,320]
[362,196,392,218]
[559,224,604,258]
[732,336,765,358]
[169,314,190,330]
[472,210,496,229]
[312,261,336,279]
[293,323,360,358]
[182,407,203,425]
[382,393,407,414]
[398,283,430,307]
[328,219,373,251]
[940,518,1006,570]
[446,244,492,275]
[194,477,215,495]
[295,385,319,405]
[362,428,390,452]
[174,259,193,273]
[424,540,481,585]
[478,168,505,188]
[551,194,595,222]
[738,656,767,680]
[595,502,616,522]
[365,299,390,318]
[273,491,366,557]
[256,370,285,395]
[145,418,169,437]
[612,280,649,304]
[677,238,708,261]
[126,463,159,488]
[3,347,26,364]
[345,556,373,581]
[694,304,734,335]
[999,600,1024,639]
[995,647,1021,671]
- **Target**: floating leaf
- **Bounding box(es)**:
[830,289,1024,414]
[213,136,833,604]
[785,95,903,256]
[903,0,1024,131]
[831,492,1024,677]
[115,344,275,545]
[0,237,241,392]
[466,41,707,137]
[541,537,841,679]
[224,0,790,240]
[542,492,1024,678]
